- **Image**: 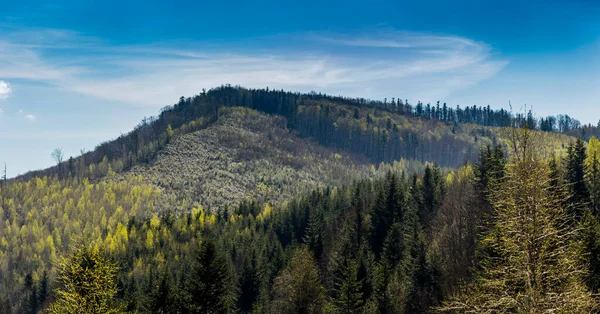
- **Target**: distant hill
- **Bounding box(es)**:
[1,86,589,313]
[16,87,575,208]
[120,106,404,211]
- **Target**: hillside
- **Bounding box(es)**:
[4,131,599,314]
[122,106,389,211]
[18,87,574,189]
[1,87,594,314]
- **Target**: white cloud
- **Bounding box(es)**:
[24,114,36,121]
[0,27,508,108]
[0,107,3,114]
[0,80,11,99]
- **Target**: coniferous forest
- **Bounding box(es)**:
[3,87,600,313]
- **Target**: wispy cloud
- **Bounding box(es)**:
[0,80,11,99]
[0,27,508,107]
[24,114,36,121]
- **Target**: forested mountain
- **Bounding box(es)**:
[3,86,599,313]
[120,106,425,211]
[19,86,572,183]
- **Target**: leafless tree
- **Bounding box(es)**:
[52,148,64,166]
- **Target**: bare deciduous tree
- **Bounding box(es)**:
[52,148,64,166]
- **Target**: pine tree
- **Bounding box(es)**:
[270,247,326,314]
[565,139,590,219]
[439,127,596,312]
[148,274,178,314]
[48,245,125,314]
[586,137,600,215]
[331,258,364,314]
[186,240,232,314]
[38,271,48,307]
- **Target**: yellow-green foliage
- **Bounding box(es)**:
[49,244,125,314]
[586,136,600,168]
[0,175,160,301]
[439,127,596,313]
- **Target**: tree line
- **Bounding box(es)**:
[18,86,575,183]
[4,131,600,312]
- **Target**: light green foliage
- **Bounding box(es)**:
[0,175,160,302]
[48,244,125,314]
[439,127,596,313]
[270,247,326,314]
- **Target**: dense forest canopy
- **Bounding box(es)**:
[3,132,600,313]
[2,86,600,313]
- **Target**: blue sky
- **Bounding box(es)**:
[0,0,599,177]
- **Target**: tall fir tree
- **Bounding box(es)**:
[186,240,232,314]
[331,257,364,314]
[48,245,125,314]
[440,127,596,312]
[565,139,590,219]
[270,247,326,314]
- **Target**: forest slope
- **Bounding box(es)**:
[18,86,575,188]
[121,106,398,211]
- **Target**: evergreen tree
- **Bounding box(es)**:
[237,256,261,313]
[303,214,324,260]
[440,127,596,312]
[186,240,232,314]
[421,164,444,226]
[38,271,48,308]
[583,213,600,293]
[331,258,364,314]
[48,245,125,314]
[586,137,600,215]
[270,247,326,314]
[148,274,178,314]
[370,190,389,257]
[565,139,590,218]
[381,223,405,268]
[405,241,442,313]
[473,145,505,200]
[385,172,402,223]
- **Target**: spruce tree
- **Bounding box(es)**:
[237,256,260,313]
[370,189,389,257]
[303,214,324,259]
[48,245,125,314]
[439,127,596,312]
[331,258,364,314]
[148,274,178,314]
[186,240,232,314]
[565,139,590,218]
[38,271,48,307]
[270,247,326,314]
[586,137,600,215]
